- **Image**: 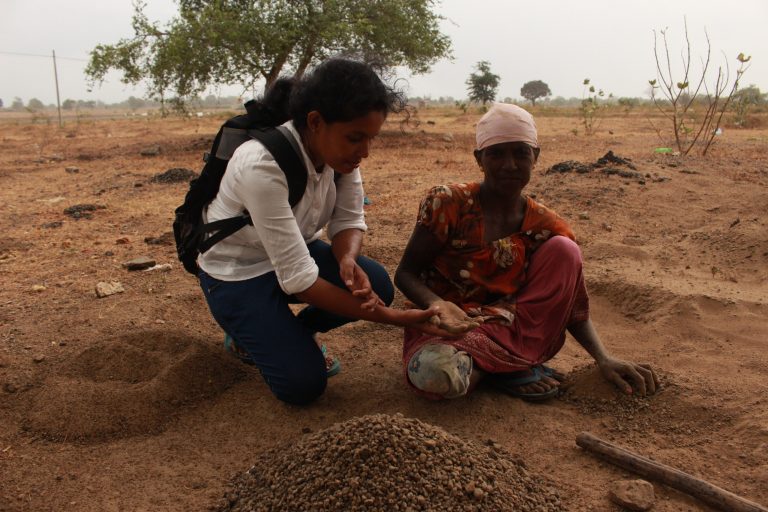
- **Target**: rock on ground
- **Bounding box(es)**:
[609,479,655,511]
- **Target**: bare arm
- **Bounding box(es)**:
[331,227,363,263]
[568,319,659,396]
[395,224,479,334]
[295,276,436,328]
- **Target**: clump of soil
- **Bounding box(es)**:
[144,231,175,245]
[216,413,562,512]
[547,151,639,178]
[150,167,197,183]
[63,203,106,219]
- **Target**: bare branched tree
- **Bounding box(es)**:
[648,19,751,156]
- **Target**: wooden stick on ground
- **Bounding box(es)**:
[576,432,768,512]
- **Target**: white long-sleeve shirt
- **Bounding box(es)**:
[197,120,367,294]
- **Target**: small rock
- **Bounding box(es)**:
[143,263,172,272]
[41,221,63,229]
[3,383,17,393]
[33,355,45,363]
[441,133,454,143]
[48,154,65,162]
[30,284,46,293]
[140,145,161,156]
[609,479,655,511]
[65,166,79,173]
[144,232,174,246]
[601,223,613,232]
[472,487,485,500]
[95,281,125,298]
[579,212,590,220]
[115,237,130,245]
[122,256,156,270]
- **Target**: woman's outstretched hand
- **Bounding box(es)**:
[428,300,481,335]
[388,305,462,338]
[598,357,659,396]
[338,256,383,311]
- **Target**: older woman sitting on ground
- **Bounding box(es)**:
[394,103,658,401]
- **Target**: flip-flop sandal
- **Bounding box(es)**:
[487,365,561,402]
[224,333,255,365]
[321,344,342,378]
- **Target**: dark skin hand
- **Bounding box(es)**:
[568,319,659,396]
[395,225,480,335]
[396,141,660,396]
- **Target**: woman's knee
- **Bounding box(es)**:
[271,368,327,405]
[407,344,472,399]
[539,236,582,268]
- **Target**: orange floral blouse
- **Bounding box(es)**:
[417,182,575,316]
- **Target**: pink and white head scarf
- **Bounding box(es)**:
[475,103,539,151]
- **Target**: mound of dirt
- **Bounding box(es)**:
[546,151,641,179]
[216,413,562,512]
[150,167,198,184]
[23,330,246,441]
[587,278,679,322]
[63,203,106,219]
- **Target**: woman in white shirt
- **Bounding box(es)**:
[197,58,447,405]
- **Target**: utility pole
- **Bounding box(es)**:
[52,50,62,128]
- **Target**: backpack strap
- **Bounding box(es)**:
[197,126,308,254]
[251,127,308,208]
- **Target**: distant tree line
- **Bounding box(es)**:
[0,94,246,112]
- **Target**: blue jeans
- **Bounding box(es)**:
[198,239,394,405]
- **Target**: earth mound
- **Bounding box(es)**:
[216,413,562,512]
[150,167,197,183]
[23,330,246,441]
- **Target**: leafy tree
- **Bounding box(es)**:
[520,80,551,106]
[86,0,452,108]
[27,98,44,110]
[0,98,3,108]
[732,84,765,126]
[580,79,611,135]
[466,61,499,105]
[617,97,640,114]
[11,97,24,110]
[62,99,77,110]
[127,96,146,110]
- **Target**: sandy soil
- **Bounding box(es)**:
[0,108,766,511]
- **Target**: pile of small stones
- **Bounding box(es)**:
[215,413,562,512]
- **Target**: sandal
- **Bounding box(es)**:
[224,333,255,365]
[321,344,342,377]
[487,365,562,402]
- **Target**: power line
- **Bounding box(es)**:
[0,50,88,62]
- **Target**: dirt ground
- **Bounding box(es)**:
[0,107,766,511]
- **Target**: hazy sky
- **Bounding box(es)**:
[1,0,766,105]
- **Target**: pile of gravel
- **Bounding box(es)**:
[216,413,562,512]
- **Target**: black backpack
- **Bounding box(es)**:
[173,100,308,275]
